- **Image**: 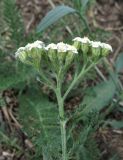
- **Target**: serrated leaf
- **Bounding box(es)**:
[0,61,32,90]
[0,51,33,90]
[115,53,123,73]
[19,86,61,159]
[36,5,76,33]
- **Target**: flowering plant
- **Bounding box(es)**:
[15,37,112,160]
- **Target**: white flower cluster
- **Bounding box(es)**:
[15,47,25,58]
[46,42,78,54]
[73,37,113,52]
[26,40,45,50]
[15,40,45,58]
[73,37,90,44]
[15,41,78,58]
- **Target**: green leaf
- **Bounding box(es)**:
[3,0,24,46]
[0,59,32,90]
[115,53,123,73]
[80,79,116,115]
[19,86,61,159]
[36,5,76,33]
[81,0,89,8]
[107,120,123,129]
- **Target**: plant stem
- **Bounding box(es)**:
[63,63,95,100]
[55,78,67,160]
[77,12,91,34]
[60,120,67,160]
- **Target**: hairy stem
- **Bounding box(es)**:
[63,62,95,100]
[55,78,67,160]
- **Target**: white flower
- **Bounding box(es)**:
[66,44,78,54]
[90,41,102,48]
[45,43,57,50]
[73,37,90,43]
[100,43,113,52]
[15,47,25,58]
[57,42,78,54]
[57,42,68,52]
[25,40,45,50]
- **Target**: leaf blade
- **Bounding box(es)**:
[82,79,116,114]
[36,5,76,33]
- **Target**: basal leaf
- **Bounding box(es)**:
[0,59,32,90]
[36,5,76,33]
[79,78,116,116]
[19,86,61,159]
[82,79,116,114]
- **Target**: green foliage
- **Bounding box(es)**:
[106,120,123,129]
[73,78,116,121]
[37,5,76,33]
[68,111,100,160]
[0,0,37,91]
[0,51,33,90]
[3,0,24,47]
[0,128,20,150]
[0,0,122,160]
[19,86,61,159]
[115,53,123,73]
[72,0,95,13]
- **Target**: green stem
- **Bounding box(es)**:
[38,69,54,89]
[63,63,95,100]
[77,12,91,34]
[55,78,67,160]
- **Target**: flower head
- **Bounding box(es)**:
[45,43,57,50]
[15,47,26,58]
[15,40,45,69]
[66,44,78,54]
[25,40,45,50]
[73,37,90,43]
[90,41,112,57]
[57,42,68,53]
[100,43,113,52]
[90,41,102,48]
[56,42,78,54]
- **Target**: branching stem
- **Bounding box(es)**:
[63,62,95,100]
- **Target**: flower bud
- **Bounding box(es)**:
[57,42,68,65]
[45,43,57,63]
[73,37,90,54]
[65,44,78,66]
[15,47,27,63]
[15,40,45,69]
[100,43,113,56]
[91,41,101,57]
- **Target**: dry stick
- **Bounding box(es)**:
[112,35,122,62]
[2,106,13,131]
[94,66,107,81]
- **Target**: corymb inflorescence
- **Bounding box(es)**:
[15,37,112,71]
